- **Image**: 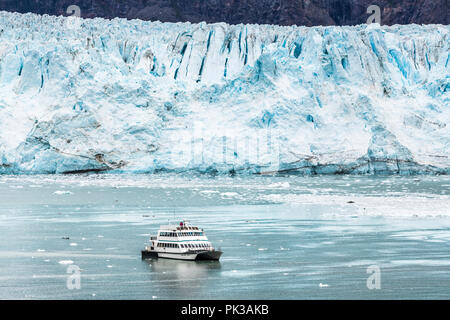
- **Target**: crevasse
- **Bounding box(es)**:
[0,12,448,174]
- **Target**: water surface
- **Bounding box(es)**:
[0,174,449,299]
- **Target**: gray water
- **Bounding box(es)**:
[0,174,449,299]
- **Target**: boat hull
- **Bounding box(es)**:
[141,250,222,261]
[195,250,223,261]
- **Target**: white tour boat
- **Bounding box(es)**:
[141,221,223,261]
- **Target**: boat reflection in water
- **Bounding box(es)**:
[142,258,221,297]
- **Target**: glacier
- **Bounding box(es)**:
[0,11,448,175]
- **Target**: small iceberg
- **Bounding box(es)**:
[53,190,73,195]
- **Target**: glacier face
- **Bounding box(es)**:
[0,11,448,174]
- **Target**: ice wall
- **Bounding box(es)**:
[0,12,448,174]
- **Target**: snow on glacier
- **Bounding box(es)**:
[0,11,448,174]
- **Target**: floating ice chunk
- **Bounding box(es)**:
[58,260,74,265]
[53,190,73,195]
[200,190,219,194]
[221,192,240,197]
[319,283,329,288]
[268,182,290,188]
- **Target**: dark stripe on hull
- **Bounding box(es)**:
[141,250,223,261]
[195,250,223,261]
[141,250,158,259]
